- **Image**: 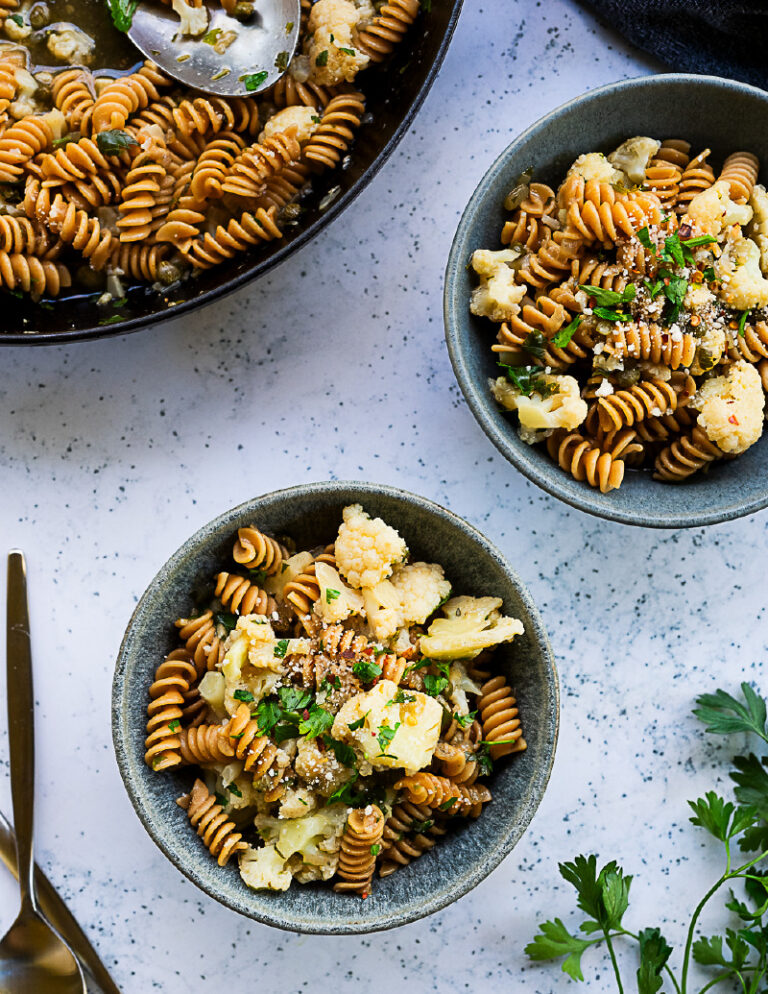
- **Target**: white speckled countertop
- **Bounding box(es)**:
[0,1,765,991]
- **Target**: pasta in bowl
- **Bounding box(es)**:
[445,74,768,527]
[113,482,558,932]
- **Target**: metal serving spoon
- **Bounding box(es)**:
[0,552,86,994]
[128,0,301,96]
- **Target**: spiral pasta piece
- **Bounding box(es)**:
[92,65,168,132]
[179,722,235,765]
[232,525,288,573]
[477,676,526,760]
[653,426,723,482]
[40,137,115,185]
[27,184,114,270]
[644,140,689,208]
[596,378,680,432]
[759,359,768,394]
[718,151,759,204]
[433,739,479,784]
[677,149,715,215]
[355,0,420,61]
[117,139,169,242]
[283,548,336,619]
[571,257,630,294]
[653,138,691,172]
[52,69,95,129]
[303,92,365,171]
[0,115,54,182]
[221,133,301,199]
[635,406,696,443]
[145,649,196,770]
[606,322,697,370]
[379,802,446,877]
[256,161,312,213]
[175,610,226,674]
[395,772,491,818]
[333,805,385,895]
[0,215,54,256]
[215,571,276,616]
[0,251,70,299]
[567,185,664,245]
[172,96,259,138]
[227,704,287,800]
[546,430,625,493]
[190,131,246,201]
[517,228,584,289]
[188,206,283,268]
[726,320,768,363]
[178,779,248,866]
[271,75,337,110]
[108,242,172,282]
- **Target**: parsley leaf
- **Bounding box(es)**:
[739,309,751,337]
[255,698,281,735]
[347,713,368,731]
[298,704,334,739]
[579,283,636,308]
[353,660,382,683]
[279,686,312,713]
[642,278,664,299]
[551,315,581,348]
[274,638,289,658]
[315,50,329,67]
[498,363,558,398]
[233,688,254,703]
[694,684,768,742]
[216,612,238,632]
[326,772,365,806]
[275,50,290,71]
[524,919,593,981]
[636,226,654,251]
[593,306,633,323]
[226,782,243,798]
[376,721,400,755]
[688,791,755,842]
[241,71,269,91]
[168,719,180,732]
[325,588,340,603]
[106,0,139,32]
[662,232,685,268]
[455,710,477,729]
[95,129,138,155]
[322,735,356,767]
[338,46,356,56]
[636,927,673,994]
[423,673,449,697]
[476,742,493,776]
[522,330,546,358]
[438,796,459,811]
[663,274,688,324]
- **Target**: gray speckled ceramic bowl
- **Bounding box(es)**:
[445,74,768,529]
[112,482,558,934]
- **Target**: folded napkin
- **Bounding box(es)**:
[581,0,768,90]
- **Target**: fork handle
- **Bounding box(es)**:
[7,551,36,910]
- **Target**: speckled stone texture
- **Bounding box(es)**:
[0,0,765,991]
[113,483,557,933]
[446,73,768,527]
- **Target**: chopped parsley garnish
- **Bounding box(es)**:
[326,773,365,807]
[476,742,493,776]
[248,567,268,584]
[339,46,356,55]
[551,315,581,349]
[636,226,653,251]
[214,791,229,808]
[702,266,717,283]
[593,306,633,323]
[311,114,322,124]
[215,611,238,632]
[498,363,558,398]
[376,721,400,755]
[315,50,329,67]
[454,710,478,729]
[285,21,294,32]
[522,330,546,359]
[9,13,23,26]
[663,274,688,324]
[347,714,368,731]
[255,698,281,735]
[370,843,382,855]
[322,735,356,767]
[241,71,268,91]
[275,50,290,71]
[168,719,180,732]
[53,133,78,148]
[738,309,751,337]
[642,277,664,299]
[409,818,434,834]
[95,129,138,155]
[279,686,312,712]
[579,283,636,308]
[106,0,139,31]
[325,588,340,603]
[387,690,416,706]
[353,660,382,683]
[202,27,222,44]
[438,797,459,811]
[423,673,449,697]
[681,234,717,249]
[233,688,255,703]
[274,639,289,658]
[227,782,243,798]
[299,705,334,739]
[661,232,686,268]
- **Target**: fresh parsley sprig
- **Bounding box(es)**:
[527,684,768,994]
[106,0,139,32]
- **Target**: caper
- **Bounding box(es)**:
[158,261,182,286]
[233,2,255,22]
[28,3,50,30]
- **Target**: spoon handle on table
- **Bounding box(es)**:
[6,550,36,911]
[0,811,121,994]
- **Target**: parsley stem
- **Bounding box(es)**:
[617,929,682,994]
[697,971,743,994]
[602,929,625,994]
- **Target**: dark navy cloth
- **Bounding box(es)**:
[581,1,768,90]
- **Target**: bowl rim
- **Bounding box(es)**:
[112,480,560,934]
[2,1,464,348]
[444,71,768,529]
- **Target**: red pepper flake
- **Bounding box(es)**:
[729,415,739,425]
[664,277,670,286]
[361,892,369,899]
[302,708,310,719]
[317,738,326,751]
[340,650,355,659]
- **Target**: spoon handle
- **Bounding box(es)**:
[6,550,36,911]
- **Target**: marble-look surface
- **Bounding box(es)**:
[0,1,764,991]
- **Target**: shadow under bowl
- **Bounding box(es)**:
[112,481,558,934]
[445,73,768,528]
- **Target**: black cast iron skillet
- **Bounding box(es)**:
[1,0,464,345]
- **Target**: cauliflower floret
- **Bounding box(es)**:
[220,615,286,711]
[568,151,624,185]
[306,1,370,86]
[215,764,264,811]
[239,845,293,892]
[419,595,524,660]
[332,680,443,773]
[335,504,407,589]
[447,661,482,717]
[362,579,403,639]
[607,136,660,185]
[4,15,30,40]
[260,106,319,145]
[312,560,365,623]
[47,26,95,64]
[197,671,227,720]
[278,785,318,819]
[684,180,753,237]
[470,248,525,322]
[264,550,313,598]
[390,561,452,626]
[171,0,209,35]
[490,373,588,443]
[691,360,764,454]
[716,237,768,311]
[294,736,353,797]
[748,184,768,273]
[254,806,347,882]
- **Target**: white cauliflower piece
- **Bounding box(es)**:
[691,360,764,454]
[260,106,319,145]
[362,579,403,640]
[239,845,292,891]
[264,550,313,597]
[331,680,443,773]
[47,26,95,64]
[490,373,588,442]
[335,503,407,589]
[389,561,452,626]
[568,151,624,185]
[254,806,347,882]
[4,15,30,40]
[306,0,370,86]
[447,661,482,717]
[715,237,768,310]
[748,184,768,272]
[470,248,525,322]
[171,0,209,35]
[197,671,227,720]
[215,764,263,811]
[278,785,318,819]
[608,136,660,185]
[220,615,285,711]
[684,180,753,237]
[312,560,365,623]
[419,595,524,660]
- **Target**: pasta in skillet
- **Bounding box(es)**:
[0,0,421,301]
[145,504,528,897]
[470,138,768,491]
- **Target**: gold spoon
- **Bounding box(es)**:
[0,552,86,994]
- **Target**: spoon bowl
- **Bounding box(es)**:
[128,0,301,96]
[0,908,83,994]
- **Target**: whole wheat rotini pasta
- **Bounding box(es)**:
[470,136,767,490]
[146,504,527,896]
